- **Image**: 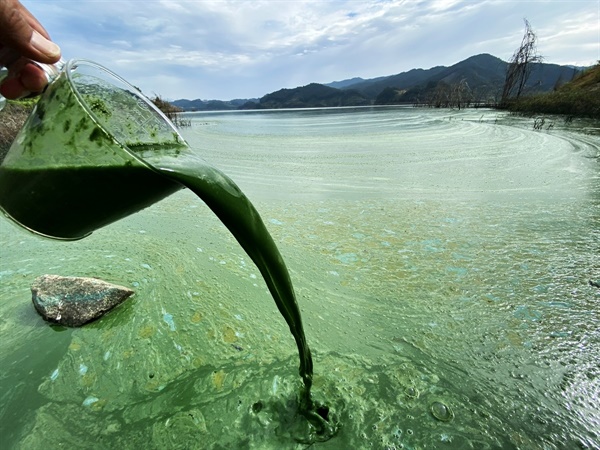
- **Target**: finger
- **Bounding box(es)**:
[0,75,30,100]
[0,59,47,99]
[29,29,62,63]
[0,0,32,46]
[18,62,47,92]
[19,2,52,40]
[0,45,21,67]
[0,0,60,64]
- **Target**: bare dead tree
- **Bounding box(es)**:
[501,19,544,104]
[150,95,191,128]
[450,78,472,109]
[427,81,450,108]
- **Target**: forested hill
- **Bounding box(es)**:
[241,83,369,109]
[503,63,599,117]
[172,53,587,111]
[371,54,583,106]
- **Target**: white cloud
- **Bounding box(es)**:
[22,0,600,99]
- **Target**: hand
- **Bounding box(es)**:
[0,0,61,99]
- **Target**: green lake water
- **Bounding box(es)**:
[0,107,598,449]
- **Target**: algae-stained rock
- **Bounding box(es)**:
[31,275,134,327]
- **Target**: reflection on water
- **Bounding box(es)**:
[1,107,598,448]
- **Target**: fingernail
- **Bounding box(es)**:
[30,30,61,59]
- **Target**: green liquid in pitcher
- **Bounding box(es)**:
[0,164,181,239]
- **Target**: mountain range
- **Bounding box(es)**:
[171,53,585,111]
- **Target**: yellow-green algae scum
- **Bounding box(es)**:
[1,106,599,449]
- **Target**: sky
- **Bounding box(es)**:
[23,0,600,101]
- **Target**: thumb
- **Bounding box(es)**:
[28,29,62,62]
[0,0,61,64]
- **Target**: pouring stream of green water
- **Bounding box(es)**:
[158,161,313,384]
[144,150,337,440]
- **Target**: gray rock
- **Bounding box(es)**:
[31,275,134,327]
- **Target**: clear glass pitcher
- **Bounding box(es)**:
[0,59,186,240]
[0,56,63,112]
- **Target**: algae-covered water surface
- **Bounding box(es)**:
[1,107,599,449]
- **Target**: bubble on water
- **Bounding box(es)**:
[252,401,263,413]
[430,401,454,422]
[404,386,419,400]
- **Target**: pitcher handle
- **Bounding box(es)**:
[0,57,65,111]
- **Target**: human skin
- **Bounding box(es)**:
[0,0,61,99]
